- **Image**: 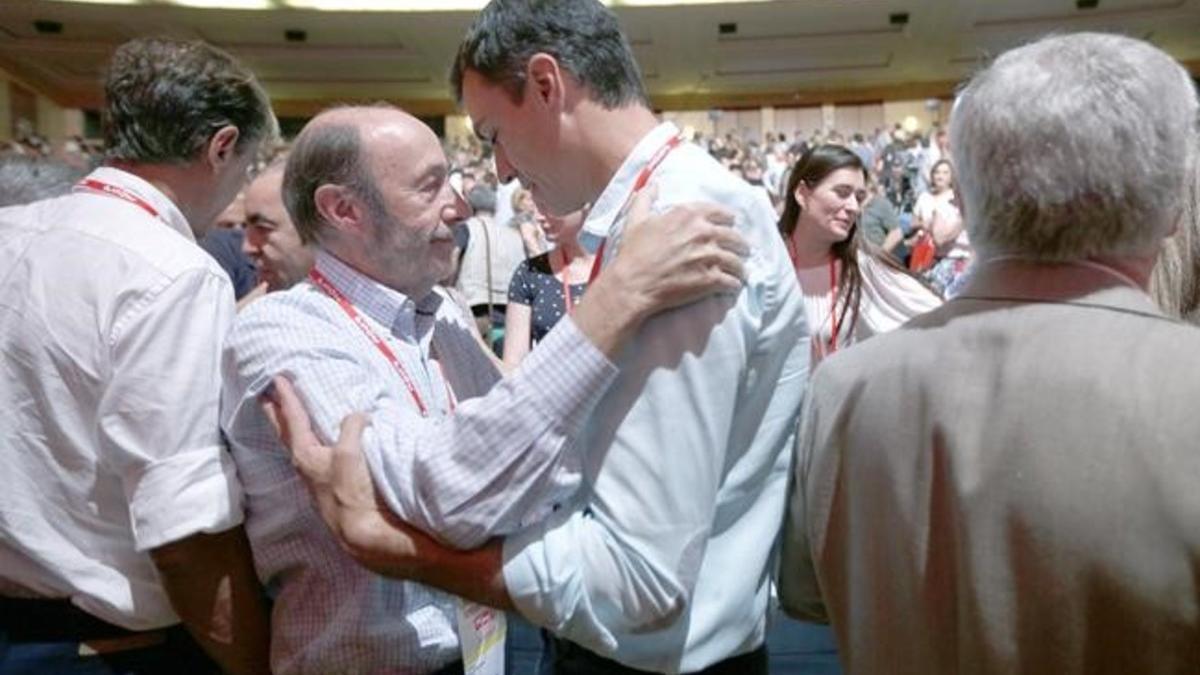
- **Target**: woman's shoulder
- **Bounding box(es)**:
[856,247,941,301]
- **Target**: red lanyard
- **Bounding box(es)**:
[827,257,840,353]
[75,178,161,219]
[308,268,455,418]
[559,248,577,315]
[588,134,685,283]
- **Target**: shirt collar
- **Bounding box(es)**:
[311,249,442,341]
[954,258,1162,317]
[582,121,681,239]
[80,167,194,242]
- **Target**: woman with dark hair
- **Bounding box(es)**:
[911,158,972,293]
[780,143,942,364]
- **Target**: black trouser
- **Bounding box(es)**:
[0,597,217,675]
[544,635,768,675]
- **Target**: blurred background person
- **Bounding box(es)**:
[503,207,592,367]
[858,173,905,262]
[242,158,315,298]
[200,188,259,302]
[0,154,85,208]
[510,186,546,256]
[910,158,971,293]
[455,183,525,354]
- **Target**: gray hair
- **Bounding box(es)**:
[1150,137,1200,323]
[0,155,86,207]
[103,37,277,164]
[282,109,388,245]
[950,32,1199,260]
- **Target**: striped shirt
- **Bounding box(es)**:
[220,250,618,675]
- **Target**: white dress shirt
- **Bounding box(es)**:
[221,250,620,674]
[0,167,243,630]
[501,122,811,673]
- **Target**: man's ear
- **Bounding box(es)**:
[526,53,563,108]
[313,183,367,237]
[206,125,241,170]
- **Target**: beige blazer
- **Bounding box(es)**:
[780,261,1200,674]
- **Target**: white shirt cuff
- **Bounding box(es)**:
[127,446,244,551]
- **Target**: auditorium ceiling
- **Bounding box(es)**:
[0,0,1197,115]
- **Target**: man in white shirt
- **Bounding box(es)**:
[221,104,750,674]
[0,37,274,675]
[267,2,810,673]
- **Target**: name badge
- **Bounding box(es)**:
[457,600,506,675]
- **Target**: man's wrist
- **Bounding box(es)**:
[591,264,651,328]
[571,269,647,359]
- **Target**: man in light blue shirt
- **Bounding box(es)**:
[223,104,748,675]
[268,1,809,673]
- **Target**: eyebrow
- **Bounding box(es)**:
[246,213,280,227]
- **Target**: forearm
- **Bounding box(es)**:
[365,317,618,548]
[418,540,513,611]
[882,227,904,252]
[332,497,515,610]
[150,526,270,675]
[501,303,532,368]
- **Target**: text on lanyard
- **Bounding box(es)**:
[75,178,161,220]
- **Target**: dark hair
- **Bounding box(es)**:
[778,144,869,338]
[283,117,387,245]
[103,37,274,164]
[928,158,954,191]
[450,0,649,110]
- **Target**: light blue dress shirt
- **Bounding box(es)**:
[502,123,811,673]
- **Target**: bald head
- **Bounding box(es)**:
[280,103,469,297]
[282,104,436,245]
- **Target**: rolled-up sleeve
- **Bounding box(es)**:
[99,269,242,552]
[501,291,747,655]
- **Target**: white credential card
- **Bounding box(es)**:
[457,601,506,675]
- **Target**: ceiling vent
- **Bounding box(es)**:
[718,22,738,36]
[285,29,307,42]
[889,12,910,26]
[33,20,63,35]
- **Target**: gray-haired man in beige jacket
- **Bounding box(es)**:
[781,32,1200,675]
